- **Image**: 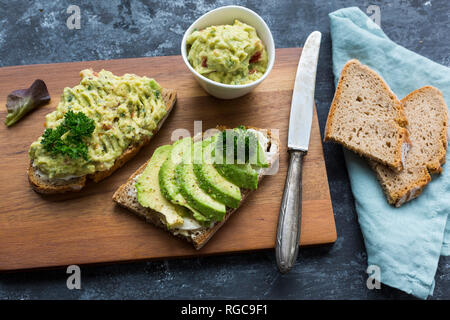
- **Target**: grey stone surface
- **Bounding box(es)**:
[0,0,448,299]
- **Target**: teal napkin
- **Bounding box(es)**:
[329,7,450,299]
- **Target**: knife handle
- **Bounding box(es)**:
[276,149,305,273]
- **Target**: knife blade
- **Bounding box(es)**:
[288,31,322,151]
[276,31,321,274]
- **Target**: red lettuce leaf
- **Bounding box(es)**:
[5,79,50,127]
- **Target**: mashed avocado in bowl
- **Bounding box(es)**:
[186,20,268,85]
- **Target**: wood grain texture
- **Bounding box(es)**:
[0,48,336,271]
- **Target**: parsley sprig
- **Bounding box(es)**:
[216,125,259,164]
[41,110,95,160]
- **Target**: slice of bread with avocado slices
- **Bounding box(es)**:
[112,125,279,250]
[324,59,410,171]
[28,88,177,194]
[369,86,448,206]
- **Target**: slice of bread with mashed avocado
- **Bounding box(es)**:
[113,125,279,249]
[28,69,176,194]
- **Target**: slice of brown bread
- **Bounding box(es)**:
[112,126,280,250]
[324,59,409,171]
[370,86,448,207]
[28,89,177,194]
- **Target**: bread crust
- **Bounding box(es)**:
[369,161,431,207]
[391,172,431,207]
[371,86,448,207]
[28,88,177,194]
[112,126,280,250]
[324,59,409,171]
[401,86,448,174]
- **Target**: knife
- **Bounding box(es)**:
[275,31,322,274]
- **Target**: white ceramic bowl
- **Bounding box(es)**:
[181,6,275,100]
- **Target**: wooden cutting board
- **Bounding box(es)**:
[0,48,336,271]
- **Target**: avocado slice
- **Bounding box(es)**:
[176,140,226,222]
[214,163,259,190]
[255,139,269,168]
[213,126,267,167]
[237,127,269,168]
[135,145,187,228]
[210,128,262,190]
[193,138,242,208]
[159,137,191,203]
[159,138,209,224]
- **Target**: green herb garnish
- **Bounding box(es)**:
[215,126,259,164]
[41,110,95,160]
